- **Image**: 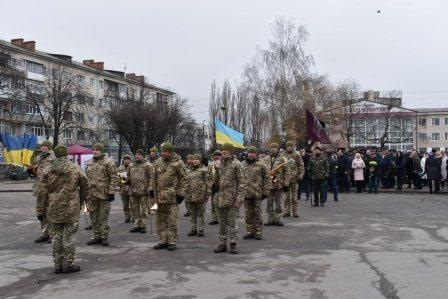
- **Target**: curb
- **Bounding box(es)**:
[0,190,33,193]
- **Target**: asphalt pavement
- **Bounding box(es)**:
[1,190,448,299]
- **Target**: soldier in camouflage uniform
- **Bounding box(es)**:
[149,147,158,163]
[310,147,329,207]
[213,143,246,254]
[32,140,56,243]
[241,146,269,240]
[184,154,194,217]
[208,150,222,225]
[262,142,291,226]
[151,142,188,251]
[39,145,89,274]
[117,155,132,223]
[128,149,152,233]
[186,154,211,237]
[85,143,119,246]
[283,141,305,217]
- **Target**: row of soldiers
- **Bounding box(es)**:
[31,140,330,274]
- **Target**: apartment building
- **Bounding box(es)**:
[415,108,448,152]
[0,38,174,159]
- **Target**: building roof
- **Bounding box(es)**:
[0,38,174,95]
[414,108,448,113]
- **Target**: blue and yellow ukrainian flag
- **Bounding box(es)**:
[215,119,245,149]
[1,133,37,166]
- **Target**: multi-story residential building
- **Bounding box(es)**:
[415,108,448,152]
[0,38,174,160]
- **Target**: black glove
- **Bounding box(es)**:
[283,186,289,193]
[37,214,44,222]
[212,185,219,194]
[149,190,154,198]
[261,194,268,201]
[107,194,115,202]
[176,195,185,205]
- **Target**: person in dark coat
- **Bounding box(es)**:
[425,151,442,194]
[298,148,311,201]
[395,151,405,190]
[404,151,413,188]
[337,149,350,192]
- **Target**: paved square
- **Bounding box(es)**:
[1,191,448,298]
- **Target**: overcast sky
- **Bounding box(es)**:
[1,0,447,123]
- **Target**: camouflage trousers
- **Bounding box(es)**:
[185,200,191,214]
[120,193,132,219]
[266,189,283,223]
[284,182,298,215]
[156,203,179,245]
[130,194,149,228]
[190,202,206,231]
[217,207,238,244]
[88,198,111,239]
[244,198,263,235]
[48,221,79,268]
[36,196,50,237]
[210,193,219,221]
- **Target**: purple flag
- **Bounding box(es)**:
[306,109,330,144]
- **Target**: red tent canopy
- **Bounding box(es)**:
[68,144,93,155]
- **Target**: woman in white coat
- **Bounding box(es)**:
[352,153,366,193]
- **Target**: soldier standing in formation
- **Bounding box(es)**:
[241,146,269,240]
[85,143,119,246]
[263,142,291,226]
[117,154,132,223]
[32,140,56,243]
[283,141,304,218]
[310,147,329,207]
[151,142,188,251]
[184,154,194,217]
[127,149,152,233]
[213,143,246,254]
[148,147,158,163]
[39,145,89,274]
[208,150,222,225]
[186,154,211,237]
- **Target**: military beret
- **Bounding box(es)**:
[122,154,132,160]
[194,154,202,161]
[135,149,145,156]
[93,143,105,153]
[161,142,173,152]
[150,147,158,153]
[247,146,258,153]
[270,142,279,148]
[212,150,222,157]
[221,143,234,152]
[41,140,53,149]
[53,145,67,158]
[286,141,295,147]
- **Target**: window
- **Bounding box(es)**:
[88,115,94,123]
[156,93,168,103]
[99,81,103,89]
[77,75,85,84]
[432,133,440,141]
[445,118,448,125]
[25,60,45,74]
[108,130,116,140]
[76,130,85,140]
[0,121,10,134]
[63,129,72,139]
[25,104,39,115]
[90,78,95,87]
[75,113,85,123]
[418,118,427,126]
[432,118,440,126]
[25,124,44,136]
[445,133,448,140]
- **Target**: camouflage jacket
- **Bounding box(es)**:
[151,152,188,204]
[213,157,246,208]
[40,157,89,223]
[117,164,130,196]
[127,160,152,196]
[310,154,329,180]
[33,151,56,196]
[283,151,305,183]
[186,165,211,202]
[241,159,269,199]
[85,154,119,200]
[262,154,291,190]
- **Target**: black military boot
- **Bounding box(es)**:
[62,264,80,274]
[214,244,227,253]
[254,234,262,240]
[197,230,204,237]
[153,243,169,250]
[124,218,131,223]
[243,234,255,239]
[86,238,102,245]
[54,265,63,274]
[101,238,109,246]
[129,227,141,233]
[229,243,238,254]
[275,220,284,226]
[140,228,146,233]
[34,235,49,243]
[167,244,176,251]
[209,220,219,225]
[188,230,197,236]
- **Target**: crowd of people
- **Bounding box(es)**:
[28,140,447,274]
